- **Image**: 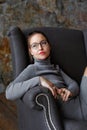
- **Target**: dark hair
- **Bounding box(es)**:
[27,31,51,63]
[27,31,50,48]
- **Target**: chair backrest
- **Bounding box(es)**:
[8,27,87,84]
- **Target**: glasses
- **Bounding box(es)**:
[30,40,48,50]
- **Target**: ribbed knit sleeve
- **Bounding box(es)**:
[6,64,40,100]
[60,69,79,97]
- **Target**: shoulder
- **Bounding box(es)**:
[15,64,36,81]
[24,64,36,73]
[54,64,66,75]
[53,64,60,71]
[18,64,35,75]
[27,64,35,69]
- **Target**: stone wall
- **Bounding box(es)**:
[0,0,87,88]
[0,1,87,130]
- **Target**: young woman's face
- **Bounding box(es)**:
[28,33,51,60]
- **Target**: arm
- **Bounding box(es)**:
[5,65,40,100]
[57,69,79,101]
[60,69,79,97]
[40,76,58,99]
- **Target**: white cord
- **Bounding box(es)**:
[36,93,57,130]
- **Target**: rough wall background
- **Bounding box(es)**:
[0,0,87,130]
[0,0,87,87]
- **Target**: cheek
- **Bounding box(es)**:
[47,47,51,54]
[30,49,37,56]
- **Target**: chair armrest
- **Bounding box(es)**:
[22,86,63,130]
[19,86,87,130]
[22,86,49,110]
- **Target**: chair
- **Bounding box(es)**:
[7,26,87,130]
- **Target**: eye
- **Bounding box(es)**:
[41,40,47,45]
[31,44,38,48]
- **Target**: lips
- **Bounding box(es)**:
[39,51,45,55]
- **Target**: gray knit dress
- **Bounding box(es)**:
[6,57,87,120]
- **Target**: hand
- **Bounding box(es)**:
[57,88,72,101]
[40,76,58,98]
[83,67,87,76]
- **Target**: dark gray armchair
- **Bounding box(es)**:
[7,26,87,130]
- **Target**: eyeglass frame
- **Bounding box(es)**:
[29,40,48,50]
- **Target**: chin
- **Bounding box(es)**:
[38,56,48,60]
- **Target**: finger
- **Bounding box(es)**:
[49,86,56,98]
[61,89,66,96]
[50,87,55,96]
[57,89,61,94]
[53,87,58,99]
[63,94,68,101]
[60,89,67,101]
[53,87,59,99]
[60,92,65,101]
[63,92,70,101]
[62,93,67,101]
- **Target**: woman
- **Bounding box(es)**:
[6,31,87,120]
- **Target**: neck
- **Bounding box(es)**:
[34,57,51,65]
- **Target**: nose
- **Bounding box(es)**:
[38,43,43,50]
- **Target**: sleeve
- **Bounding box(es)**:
[60,68,80,97]
[5,65,40,100]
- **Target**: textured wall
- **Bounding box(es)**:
[0,0,87,87]
[0,1,87,130]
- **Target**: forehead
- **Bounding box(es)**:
[29,33,46,43]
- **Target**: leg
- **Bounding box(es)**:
[57,96,83,120]
[80,67,87,104]
[80,67,87,120]
[57,67,87,120]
